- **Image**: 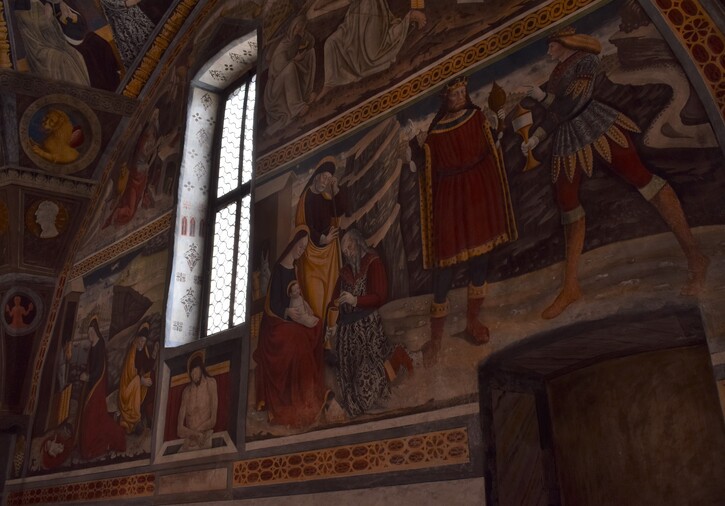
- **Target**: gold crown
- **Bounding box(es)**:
[445,75,468,91]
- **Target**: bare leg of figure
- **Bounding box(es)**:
[542,217,585,319]
[650,184,709,295]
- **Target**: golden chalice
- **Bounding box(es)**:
[513,104,540,172]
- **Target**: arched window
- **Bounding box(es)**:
[166,33,257,347]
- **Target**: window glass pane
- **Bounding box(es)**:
[217,89,244,198]
[241,75,256,185]
[233,194,251,325]
[207,203,237,334]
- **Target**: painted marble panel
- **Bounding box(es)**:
[27,235,168,475]
[246,0,725,439]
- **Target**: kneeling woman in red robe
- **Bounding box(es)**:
[79,317,126,460]
[253,227,328,428]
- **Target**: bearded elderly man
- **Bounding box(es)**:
[419,76,517,366]
[295,157,348,320]
[331,229,413,417]
[177,351,218,452]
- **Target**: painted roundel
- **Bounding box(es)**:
[2,288,43,336]
[19,94,102,174]
[25,199,70,239]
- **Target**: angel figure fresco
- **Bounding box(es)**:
[314,0,427,101]
[520,27,709,320]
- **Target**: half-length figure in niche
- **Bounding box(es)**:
[294,157,348,320]
[331,229,413,417]
[315,0,427,101]
[29,108,83,165]
[13,0,90,86]
[417,76,517,366]
[520,27,710,319]
[177,350,218,452]
[118,321,159,434]
[253,227,330,428]
[5,294,34,330]
[78,317,126,460]
[264,15,316,134]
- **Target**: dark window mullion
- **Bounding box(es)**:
[238,79,250,189]
[229,196,243,328]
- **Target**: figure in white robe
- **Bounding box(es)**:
[15,0,90,86]
[264,16,316,134]
[316,0,426,101]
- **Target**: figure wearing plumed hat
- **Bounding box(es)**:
[521,26,709,319]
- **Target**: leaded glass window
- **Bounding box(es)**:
[205,74,255,335]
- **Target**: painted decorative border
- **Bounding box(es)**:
[256,0,599,177]
[233,427,470,487]
[0,3,12,69]
[6,473,155,506]
[122,0,202,98]
[652,0,725,117]
[70,212,173,279]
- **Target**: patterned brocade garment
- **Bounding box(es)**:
[336,269,392,417]
[540,51,641,182]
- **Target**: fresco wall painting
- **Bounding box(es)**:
[246,0,725,439]
[255,0,555,155]
[27,237,168,474]
[158,339,240,461]
[4,0,724,500]
[8,0,176,90]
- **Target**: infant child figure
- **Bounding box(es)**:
[287,281,320,328]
